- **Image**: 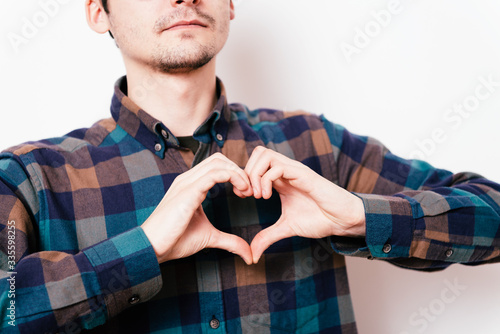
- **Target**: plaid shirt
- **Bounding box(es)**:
[1,77,500,334]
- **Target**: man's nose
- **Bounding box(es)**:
[170,0,201,7]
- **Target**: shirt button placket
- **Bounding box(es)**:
[196,250,226,333]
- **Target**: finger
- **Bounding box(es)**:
[194,155,253,197]
[210,156,253,196]
[244,146,267,174]
[246,147,302,199]
[250,220,294,264]
[260,165,285,199]
[245,146,273,198]
[208,229,253,265]
[232,187,246,198]
[261,162,315,200]
[198,168,248,194]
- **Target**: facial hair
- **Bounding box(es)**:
[151,7,220,74]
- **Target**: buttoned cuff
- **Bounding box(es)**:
[83,227,162,319]
[331,194,414,260]
[358,193,414,258]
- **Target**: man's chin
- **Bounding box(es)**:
[153,54,214,74]
[157,65,206,74]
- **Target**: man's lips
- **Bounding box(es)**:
[165,20,208,31]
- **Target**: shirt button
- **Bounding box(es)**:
[128,294,140,305]
[209,317,220,329]
[382,243,392,254]
[161,129,169,139]
[445,249,454,258]
[155,143,162,152]
[216,134,223,141]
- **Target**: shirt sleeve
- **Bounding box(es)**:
[320,116,500,270]
[0,155,162,333]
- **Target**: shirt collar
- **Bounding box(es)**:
[110,76,231,158]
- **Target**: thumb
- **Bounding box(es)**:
[208,229,253,265]
[250,219,293,264]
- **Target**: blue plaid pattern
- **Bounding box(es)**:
[1,77,499,333]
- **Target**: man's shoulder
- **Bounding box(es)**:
[2,117,117,160]
[229,103,324,126]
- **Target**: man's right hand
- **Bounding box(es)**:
[141,153,254,265]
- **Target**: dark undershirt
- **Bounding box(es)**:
[177,136,200,154]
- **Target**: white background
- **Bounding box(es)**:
[1,1,500,333]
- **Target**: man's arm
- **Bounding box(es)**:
[0,155,162,332]
[0,153,252,332]
[323,117,500,269]
[246,118,500,269]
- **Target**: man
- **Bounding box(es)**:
[1,0,499,333]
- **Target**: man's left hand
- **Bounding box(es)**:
[244,146,366,264]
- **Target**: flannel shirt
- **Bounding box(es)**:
[1,77,500,334]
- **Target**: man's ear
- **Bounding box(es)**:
[230,0,235,20]
[85,0,111,35]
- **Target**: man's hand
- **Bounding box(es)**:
[141,153,254,265]
[245,146,366,264]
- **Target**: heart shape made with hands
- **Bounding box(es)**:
[143,148,364,266]
[200,147,365,265]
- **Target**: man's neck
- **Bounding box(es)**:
[125,59,218,137]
